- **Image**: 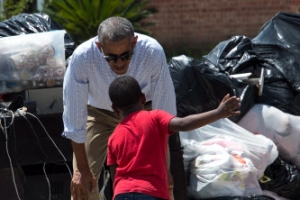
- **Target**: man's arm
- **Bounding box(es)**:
[63,52,93,199]
[62,51,89,143]
[70,141,96,200]
[169,94,240,132]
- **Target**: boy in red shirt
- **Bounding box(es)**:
[107,75,240,200]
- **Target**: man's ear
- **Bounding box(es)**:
[133,35,138,48]
[95,42,102,51]
[111,104,120,114]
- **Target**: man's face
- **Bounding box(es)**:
[97,36,137,75]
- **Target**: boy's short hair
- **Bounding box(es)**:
[109,75,143,108]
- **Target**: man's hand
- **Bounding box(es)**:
[70,141,97,200]
[71,168,97,200]
[217,94,241,118]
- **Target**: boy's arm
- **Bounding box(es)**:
[169,94,240,132]
[109,164,118,189]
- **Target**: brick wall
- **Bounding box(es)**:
[146,0,300,56]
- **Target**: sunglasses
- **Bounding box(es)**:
[101,47,134,63]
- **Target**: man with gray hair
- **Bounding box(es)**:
[62,16,179,200]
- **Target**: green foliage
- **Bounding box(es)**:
[0,0,33,21]
[43,0,157,45]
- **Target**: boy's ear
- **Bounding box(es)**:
[111,104,120,114]
[141,93,146,104]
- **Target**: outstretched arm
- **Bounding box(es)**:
[169,94,240,132]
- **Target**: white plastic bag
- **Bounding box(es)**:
[238,104,300,169]
[180,118,278,199]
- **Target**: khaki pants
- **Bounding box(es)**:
[73,103,174,200]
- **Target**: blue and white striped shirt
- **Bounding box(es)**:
[62,33,177,143]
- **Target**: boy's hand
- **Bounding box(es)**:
[217,94,241,118]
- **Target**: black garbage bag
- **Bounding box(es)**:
[260,157,300,200]
[0,13,76,59]
[250,12,300,115]
[168,55,256,122]
[203,35,254,72]
[252,12,300,92]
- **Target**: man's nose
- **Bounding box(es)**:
[115,57,125,66]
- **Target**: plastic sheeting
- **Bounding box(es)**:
[0,13,77,95]
[0,31,66,94]
[0,13,76,59]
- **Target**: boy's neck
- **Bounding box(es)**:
[121,105,144,118]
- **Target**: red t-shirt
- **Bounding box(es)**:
[107,110,175,200]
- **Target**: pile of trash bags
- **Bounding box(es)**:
[169,12,300,200]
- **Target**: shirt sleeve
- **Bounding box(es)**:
[62,51,89,143]
[155,110,175,136]
[151,50,177,116]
